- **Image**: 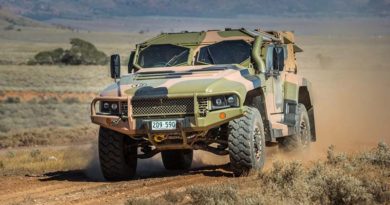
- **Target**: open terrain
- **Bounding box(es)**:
[0,144,388,204]
[0,13,389,204]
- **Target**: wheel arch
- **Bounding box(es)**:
[243,88,267,118]
[298,86,316,141]
[243,88,271,141]
[298,86,312,111]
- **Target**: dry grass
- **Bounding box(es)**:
[126,143,390,205]
[0,146,91,176]
[0,125,98,148]
[0,65,112,92]
[0,103,91,133]
[0,102,98,148]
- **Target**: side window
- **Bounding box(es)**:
[273,46,285,71]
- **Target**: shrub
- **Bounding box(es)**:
[30,149,41,158]
[163,190,185,203]
[63,97,80,104]
[34,48,65,65]
[327,145,347,164]
[30,38,108,65]
[6,151,15,158]
[261,161,304,188]
[308,166,373,205]
[125,198,155,205]
[362,178,389,203]
[4,97,20,103]
[186,184,240,205]
[372,142,390,166]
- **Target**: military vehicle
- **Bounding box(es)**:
[91,28,316,180]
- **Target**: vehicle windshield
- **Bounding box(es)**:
[137,44,189,68]
[197,40,251,65]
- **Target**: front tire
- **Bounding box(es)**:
[228,107,266,176]
[99,127,137,181]
[161,149,193,170]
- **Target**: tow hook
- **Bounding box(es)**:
[153,134,166,143]
[111,114,128,126]
[111,117,121,126]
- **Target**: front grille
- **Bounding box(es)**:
[132,98,194,117]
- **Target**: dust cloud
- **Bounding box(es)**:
[84,144,105,181]
[300,36,390,154]
[279,21,390,163]
[83,145,228,180]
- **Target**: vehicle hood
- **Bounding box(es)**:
[100,65,260,98]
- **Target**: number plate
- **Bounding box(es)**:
[151,120,177,130]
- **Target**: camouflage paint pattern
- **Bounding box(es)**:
[91,28,314,143]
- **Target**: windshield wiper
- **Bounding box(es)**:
[165,50,188,67]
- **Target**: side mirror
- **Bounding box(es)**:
[127,51,135,73]
[110,54,121,79]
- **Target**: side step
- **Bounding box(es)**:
[269,122,296,142]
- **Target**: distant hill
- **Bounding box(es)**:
[1,0,389,21]
[0,6,44,28]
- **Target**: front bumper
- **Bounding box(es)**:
[90,95,244,136]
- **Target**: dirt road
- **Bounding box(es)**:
[0,146,300,205]
[0,164,233,205]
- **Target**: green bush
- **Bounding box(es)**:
[4,97,20,103]
[34,48,64,65]
[30,38,108,65]
[63,97,80,104]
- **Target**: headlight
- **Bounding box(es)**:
[227,96,238,106]
[100,101,119,114]
[103,102,110,109]
[111,103,118,110]
[211,95,239,110]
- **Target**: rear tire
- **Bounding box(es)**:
[279,104,311,151]
[99,127,137,181]
[228,107,266,176]
[161,149,193,170]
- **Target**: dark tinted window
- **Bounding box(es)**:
[197,40,251,65]
[138,44,189,68]
[273,46,284,71]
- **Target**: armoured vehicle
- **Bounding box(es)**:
[91,28,316,180]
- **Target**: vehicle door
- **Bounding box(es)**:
[264,44,285,122]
